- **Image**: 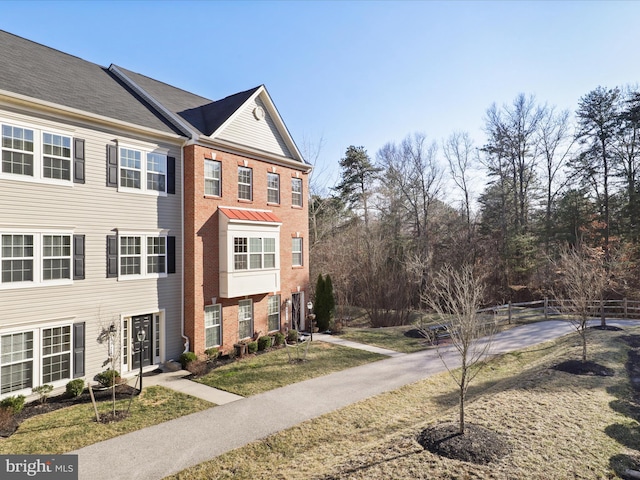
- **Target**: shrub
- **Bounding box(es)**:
[273,332,285,346]
[187,359,209,376]
[287,329,299,344]
[247,341,258,354]
[95,369,120,388]
[0,407,15,432]
[179,352,197,369]
[204,347,219,360]
[32,384,54,404]
[66,379,85,397]
[0,395,25,414]
[258,336,272,351]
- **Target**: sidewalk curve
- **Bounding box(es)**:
[73,319,635,480]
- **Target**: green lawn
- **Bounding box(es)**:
[0,386,213,454]
[195,342,385,396]
[337,325,431,353]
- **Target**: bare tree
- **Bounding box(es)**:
[421,264,494,434]
[443,131,477,260]
[551,244,608,361]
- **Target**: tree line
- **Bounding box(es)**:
[309,86,640,325]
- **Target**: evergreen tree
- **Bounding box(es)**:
[315,274,328,331]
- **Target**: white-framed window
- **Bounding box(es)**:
[0,323,79,396]
[205,304,222,348]
[41,326,71,383]
[147,152,167,192]
[267,172,280,204]
[146,237,166,274]
[204,159,221,196]
[264,238,276,268]
[119,234,167,278]
[292,177,303,207]
[0,331,33,394]
[1,232,74,288]
[268,295,280,332]
[2,124,34,176]
[119,146,167,194]
[234,237,248,270]
[1,120,75,184]
[292,237,303,266]
[233,237,278,271]
[42,133,71,181]
[238,166,252,200]
[238,299,253,339]
[42,235,71,280]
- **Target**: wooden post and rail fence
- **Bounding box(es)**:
[479,298,640,325]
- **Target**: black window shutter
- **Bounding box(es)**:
[73,235,85,280]
[107,235,118,277]
[167,236,176,274]
[167,156,176,194]
[73,138,85,184]
[107,144,118,187]
[73,322,85,378]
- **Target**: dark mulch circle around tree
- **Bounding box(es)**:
[416,423,511,465]
[97,410,129,423]
[590,325,623,332]
[553,359,614,376]
[404,328,429,339]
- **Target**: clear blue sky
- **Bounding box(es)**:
[3,0,640,196]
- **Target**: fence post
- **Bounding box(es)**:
[544,297,548,320]
[624,298,628,319]
[600,299,605,325]
[508,301,512,324]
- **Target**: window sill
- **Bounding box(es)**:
[292,265,304,269]
[291,205,303,209]
[266,202,281,207]
[237,198,253,204]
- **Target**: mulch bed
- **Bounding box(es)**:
[553,360,614,376]
[417,422,511,464]
[0,384,138,438]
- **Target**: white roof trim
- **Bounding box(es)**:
[0,90,184,141]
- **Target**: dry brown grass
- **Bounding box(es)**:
[168,326,639,480]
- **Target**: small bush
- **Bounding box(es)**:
[95,369,120,388]
[0,395,25,414]
[66,379,85,397]
[32,384,54,404]
[287,329,299,344]
[179,352,197,369]
[0,407,16,432]
[273,332,285,346]
[258,336,272,351]
[247,341,258,354]
[204,347,219,360]
[187,359,209,376]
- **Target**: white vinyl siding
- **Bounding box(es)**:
[217,97,292,158]
[0,110,183,380]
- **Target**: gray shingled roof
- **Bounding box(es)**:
[114,66,260,137]
[0,30,182,135]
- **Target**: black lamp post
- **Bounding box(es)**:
[307,301,314,341]
[137,328,146,393]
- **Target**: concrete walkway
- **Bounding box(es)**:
[73,320,635,480]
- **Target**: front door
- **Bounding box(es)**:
[292,293,301,331]
[131,314,152,369]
